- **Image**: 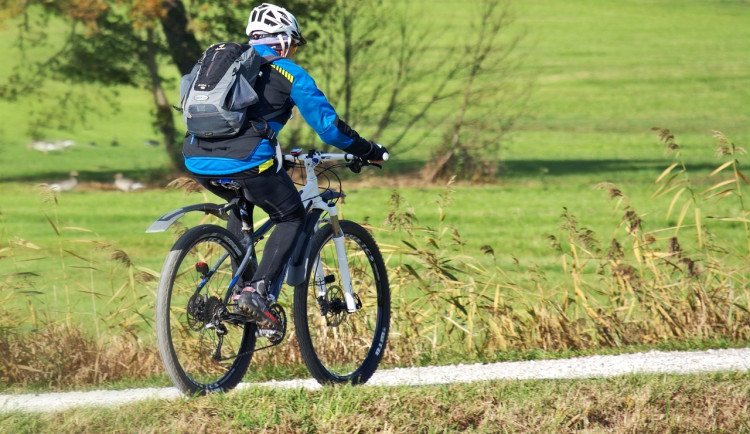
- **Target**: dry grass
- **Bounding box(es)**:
[379,129,750,363]
[0,205,163,389]
[0,322,161,389]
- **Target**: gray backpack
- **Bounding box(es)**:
[179,42,275,138]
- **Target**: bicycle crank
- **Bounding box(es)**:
[255,303,287,345]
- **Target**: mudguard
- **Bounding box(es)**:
[146,203,230,233]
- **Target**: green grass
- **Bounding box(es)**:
[1,133,748,355]
[2,371,749,432]
[509,0,750,159]
[0,163,727,326]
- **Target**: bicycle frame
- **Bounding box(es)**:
[147,149,362,313]
[283,150,359,313]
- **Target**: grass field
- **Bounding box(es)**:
[1,1,749,425]
[2,0,749,177]
[510,0,750,160]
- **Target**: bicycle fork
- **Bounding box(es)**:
[315,213,358,313]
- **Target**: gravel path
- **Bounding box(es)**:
[2,348,749,413]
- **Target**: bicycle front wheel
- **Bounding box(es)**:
[155,224,256,395]
[294,220,390,385]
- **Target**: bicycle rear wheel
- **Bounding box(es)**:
[294,220,390,385]
[155,224,256,395]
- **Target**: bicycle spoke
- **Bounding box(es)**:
[294,221,390,384]
[156,226,256,395]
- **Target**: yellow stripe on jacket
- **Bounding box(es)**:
[271,64,294,83]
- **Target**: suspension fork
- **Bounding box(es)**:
[329,214,358,313]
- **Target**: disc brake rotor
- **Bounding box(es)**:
[323,285,346,327]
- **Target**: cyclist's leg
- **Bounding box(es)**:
[192,176,250,235]
[238,166,305,287]
[192,164,304,287]
[229,164,303,327]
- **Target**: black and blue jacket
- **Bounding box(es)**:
[183,44,371,175]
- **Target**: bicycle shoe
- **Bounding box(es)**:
[233,287,280,329]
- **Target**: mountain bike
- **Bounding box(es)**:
[148,149,390,395]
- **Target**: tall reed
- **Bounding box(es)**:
[0,189,162,388]
[545,129,750,347]
[381,129,750,363]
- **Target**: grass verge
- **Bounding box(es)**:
[2,371,749,432]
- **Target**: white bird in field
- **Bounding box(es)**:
[114,173,144,192]
[28,139,75,153]
[49,171,79,192]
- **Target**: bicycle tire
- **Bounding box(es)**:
[155,224,256,395]
[293,220,390,385]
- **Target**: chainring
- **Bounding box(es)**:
[267,303,287,344]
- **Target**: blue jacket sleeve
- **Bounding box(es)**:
[275,59,370,154]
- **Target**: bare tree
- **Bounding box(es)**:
[423,0,529,182]
[284,0,527,182]
[285,0,465,154]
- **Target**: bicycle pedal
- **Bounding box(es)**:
[255,328,282,340]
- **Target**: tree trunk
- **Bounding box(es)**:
[157,0,201,171]
[160,0,202,75]
[341,3,353,122]
[145,28,185,172]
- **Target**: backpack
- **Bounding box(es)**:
[178,42,275,138]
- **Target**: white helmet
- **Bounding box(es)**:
[246,3,306,46]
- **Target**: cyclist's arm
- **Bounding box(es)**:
[278,59,372,156]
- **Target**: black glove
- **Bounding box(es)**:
[360,141,388,161]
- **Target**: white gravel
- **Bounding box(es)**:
[2,347,749,413]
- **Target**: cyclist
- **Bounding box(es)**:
[182,3,387,328]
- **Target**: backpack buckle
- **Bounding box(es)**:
[250,119,276,140]
[211,178,242,191]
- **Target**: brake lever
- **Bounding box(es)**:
[347,158,382,173]
[347,158,363,174]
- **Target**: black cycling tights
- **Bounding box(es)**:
[194,163,305,289]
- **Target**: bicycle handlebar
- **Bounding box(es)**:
[283,149,389,164]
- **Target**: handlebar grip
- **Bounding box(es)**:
[381,152,389,162]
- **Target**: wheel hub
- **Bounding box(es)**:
[318,285,347,327]
[187,294,223,330]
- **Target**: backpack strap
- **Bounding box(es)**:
[247,53,289,147]
[248,106,288,139]
[261,107,289,122]
[260,54,282,64]
[253,54,289,124]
